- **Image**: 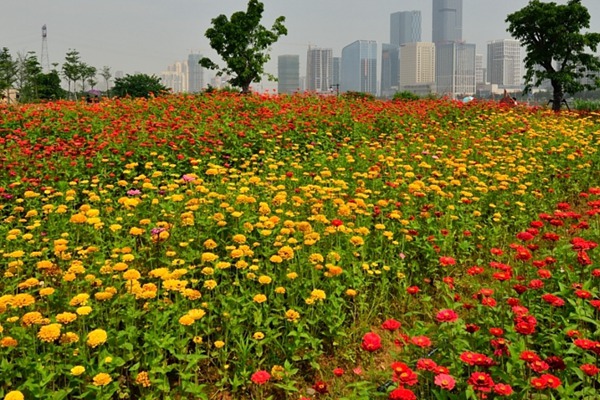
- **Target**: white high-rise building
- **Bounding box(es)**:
[161,61,188,93]
[487,39,521,88]
[306,46,333,92]
[400,42,436,94]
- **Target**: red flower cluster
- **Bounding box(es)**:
[530,373,561,389]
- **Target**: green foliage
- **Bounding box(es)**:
[341,91,375,101]
[0,47,18,101]
[37,70,67,101]
[200,0,287,94]
[392,91,420,101]
[506,0,600,111]
[111,73,169,98]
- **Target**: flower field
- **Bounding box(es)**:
[0,93,599,399]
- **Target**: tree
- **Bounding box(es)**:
[15,52,42,102]
[111,73,168,98]
[200,0,287,94]
[506,0,600,111]
[62,49,83,99]
[100,66,112,96]
[0,47,18,103]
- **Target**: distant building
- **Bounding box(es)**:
[187,53,204,93]
[278,54,300,94]
[435,42,476,98]
[381,43,400,97]
[341,40,378,95]
[161,61,188,93]
[432,0,463,44]
[306,46,333,92]
[332,57,341,88]
[400,42,436,94]
[390,11,421,46]
[475,53,486,84]
[487,39,521,88]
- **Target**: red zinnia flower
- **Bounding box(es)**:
[406,286,420,295]
[416,358,437,371]
[331,219,343,227]
[381,318,402,331]
[580,364,600,376]
[468,372,494,392]
[388,386,417,400]
[493,383,514,396]
[361,332,381,352]
[439,256,456,266]
[436,309,459,323]
[313,381,328,394]
[410,335,432,348]
[333,368,344,377]
[250,370,271,385]
[540,373,561,389]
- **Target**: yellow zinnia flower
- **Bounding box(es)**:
[86,329,107,348]
[92,372,112,386]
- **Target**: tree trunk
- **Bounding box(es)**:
[552,80,563,112]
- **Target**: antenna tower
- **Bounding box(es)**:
[40,25,50,71]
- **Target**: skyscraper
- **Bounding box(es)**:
[381,43,400,97]
[187,53,204,93]
[306,46,333,92]
[390,11,421,46]
[341,40,377,95]
[435,42,476,97]
[432,0,463,44]
[278,55,300,94]
[400,42,436,92]
[487,39,521,88]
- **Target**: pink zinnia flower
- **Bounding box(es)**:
[436,309,459,323]
[434,373,456,390]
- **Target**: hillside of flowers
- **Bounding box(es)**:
[0,92,599,399]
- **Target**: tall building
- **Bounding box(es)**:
[306,46,333,92]
[187,53,204,93]
[390,11,421,46]
[400,42,436,91]
[475,53,486,84]
[161,61,188,93]
[432,0,463,44]
[341,40,377,95]
[435,42,476,97]
[332,57,341,88]
[278,54,300,94]
[487,39,521,88]
[381,44,400,97]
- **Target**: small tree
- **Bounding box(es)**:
[100,66,112,96]
[111,73,168,98]
[15,51,43,102]
[62,49,83,99]
[506,0,600,111]
[0,47,18,103]
[200,0,287,94]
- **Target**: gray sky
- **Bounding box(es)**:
[3,0,600,89]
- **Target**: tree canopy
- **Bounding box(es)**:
[506,0,600,111]
[200,0,287,94]
[111,73,168,98]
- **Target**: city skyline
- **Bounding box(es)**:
[3,1,600,92]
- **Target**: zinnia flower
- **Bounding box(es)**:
[86,329,107,348]
[436,309,459,323]
[3,391,24,400]
[434,373,456,390]
[388,386,417,400]
[381,318,401,331]
[38,323,62,342]
[250,370,271,385]
[361,332,382,352]
[92,372,112,386]
[71,365,85,376]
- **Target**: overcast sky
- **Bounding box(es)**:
[3,0,600,89]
